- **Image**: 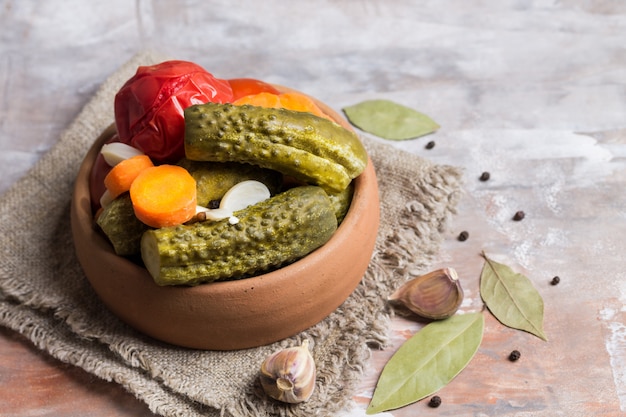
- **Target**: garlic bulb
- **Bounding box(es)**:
[389,267,464,320]
[259,339,316,404]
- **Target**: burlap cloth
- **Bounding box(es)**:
[0,52,462,417]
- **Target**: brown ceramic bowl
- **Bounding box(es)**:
[70,90,379,350]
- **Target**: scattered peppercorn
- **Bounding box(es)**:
[512,211,525,221]
[479,171,490,181]
[458,231,469,241]
[425,140,435,149]
[508,350,521,361]
[428,395,442,408]
[551,276,560,285]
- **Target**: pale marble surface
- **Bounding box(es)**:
[1,1,625,416]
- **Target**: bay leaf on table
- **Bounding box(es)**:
[366,312,484,415]
[342,99,439,140]
[479,253,548,341]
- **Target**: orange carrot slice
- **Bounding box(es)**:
[130,165,197,228]
[103,154,154,199]
[233,91,332,121]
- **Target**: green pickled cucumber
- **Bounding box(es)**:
[184,103,368,193]
[177,159,283,207]
[327,181,354,224]
[96,193,150,256]
[141,185,338,286]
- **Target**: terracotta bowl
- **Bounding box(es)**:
[70,93,380,350]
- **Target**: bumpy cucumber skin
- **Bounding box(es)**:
[184,103,368,193]
[96,193,150,256]
[177,159,283,206]
[327,182,354,224]
[141,186,338,286]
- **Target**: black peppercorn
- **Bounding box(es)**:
[428,395,442,408]
[425,140,435,149]
[458,231,469,241]
[508,350,521,361]
[208,199,220,209]
[479,171,490,181]
[512,211,525,221]
[551,276,560,285]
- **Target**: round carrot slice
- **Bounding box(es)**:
[103,154,154,199]
[130,165,197,228]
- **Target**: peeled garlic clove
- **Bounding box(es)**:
[219,180,270,212]
[196,206,233,221]
[194,180,269,223]
[389,267,464,320]
[100,142,144,166]
[99,189,114,209]
[259,339,316,404]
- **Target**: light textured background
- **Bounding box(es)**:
[1,1,625,416]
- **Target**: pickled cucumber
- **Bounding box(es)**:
[327,181,354,224]
[96,193,150,256]
[177,159,283,207]
[184,103,368,193]
[141,185,338,286]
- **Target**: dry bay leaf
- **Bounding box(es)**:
[479,252,548,341]
[342,99,439,140]
[366,312,484,414]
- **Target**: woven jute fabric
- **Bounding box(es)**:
[0,51,462,417]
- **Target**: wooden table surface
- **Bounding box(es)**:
[1,1,625,416]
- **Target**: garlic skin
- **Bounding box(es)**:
[389,267,464,320]
[259,339,316,404]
